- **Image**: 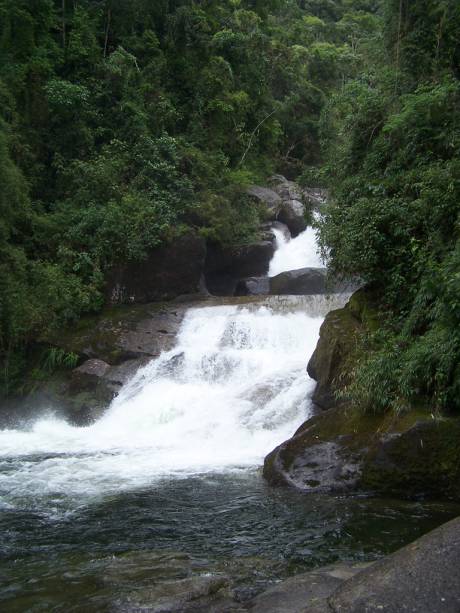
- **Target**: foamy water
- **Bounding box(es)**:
[269,227,323,276]
[0,303,323,507]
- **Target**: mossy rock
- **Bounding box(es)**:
[264,405,460,500]
[307,288,379,410]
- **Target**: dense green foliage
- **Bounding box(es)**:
[0,0,379,395]
[320,0,460,413]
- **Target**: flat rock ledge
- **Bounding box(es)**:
[247,517,460,612]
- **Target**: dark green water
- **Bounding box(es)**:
[1,470,458,612]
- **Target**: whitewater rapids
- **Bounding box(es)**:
[269,226,323,277]
[0,300,331,507]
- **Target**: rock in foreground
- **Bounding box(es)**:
[248,517,460,612]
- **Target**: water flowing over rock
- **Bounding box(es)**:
[264,289,460,501]
[0,297,344,502]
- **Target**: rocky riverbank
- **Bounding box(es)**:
[264,289,460,502]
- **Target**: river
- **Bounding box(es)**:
[0,228,458,611]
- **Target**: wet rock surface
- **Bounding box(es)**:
[330,517,460,613]
[247,561,371,613]
[247,518,460,612]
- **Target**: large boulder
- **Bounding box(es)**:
[307,289,377,409]
[105,231,207,304]
[205,241,275,296]
[247,185,282,220]
[330,517,460,612]
[269,176,307,236]
[269,268,328,295]
[278,199,307,237]
[264,404,460,500]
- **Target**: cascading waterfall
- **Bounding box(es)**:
[269,226,323,277]
[0,299,330,509]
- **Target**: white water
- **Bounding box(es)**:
[269,227,323,277]
[0,302,325,506]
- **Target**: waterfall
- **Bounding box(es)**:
[269,227,324,277]
[0,299,332,507]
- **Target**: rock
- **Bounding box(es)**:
[235,277,270,296]
[302,187,328,211]
[263,406,364,492]
[249,518,460,612]
[307,305,361,409]
[264,288,460,500]
[45,302,190,365]
[269,176,307,236]
[119,575,233,612]
[330,517,460,612]
[22,300,205,426]
[105,231,207,305]
[248,561,372,613]
[205,241,275,296]
[247,186,282,220]
[278,199,307,237]
[307,289,377,409]
[360,417,460,500]
[269,268,328,295]
[270,175,304,202]
[73,358,111,380]
[264,404,460,499]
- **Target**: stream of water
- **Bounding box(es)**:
[0,229,458,611]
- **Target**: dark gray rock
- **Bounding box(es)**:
[268,176,307,236]
[205,241,275,296]
[270,175,304,202]
[248,562,371,613]
[247,186,283,220]
[105,231,207,305]
[330,517,460,612]
[270,268,328,295]
[278,199,307,237]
